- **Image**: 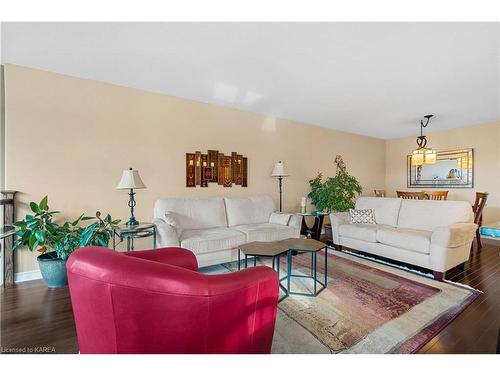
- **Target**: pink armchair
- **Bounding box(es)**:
[67,246,279,354]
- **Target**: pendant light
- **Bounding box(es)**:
[411,115,437,166]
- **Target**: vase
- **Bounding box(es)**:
[37,252,68,288]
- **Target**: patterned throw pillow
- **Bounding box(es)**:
[349,208,376,224]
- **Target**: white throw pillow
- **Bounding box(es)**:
[164,211,183,237]
[349,208,376,224]
[269,212,291,226]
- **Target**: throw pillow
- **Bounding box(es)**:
[269,212,291,226]
[349,208,376,224]
[164,211,183,237]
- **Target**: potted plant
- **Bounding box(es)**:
[13,196,120,288]
[308,155,362,242]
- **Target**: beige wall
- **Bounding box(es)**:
[385,121,500,224]
[3,65,386,272]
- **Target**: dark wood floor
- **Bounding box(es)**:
[1,242,498,354]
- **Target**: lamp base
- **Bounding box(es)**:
[126,217,139,226]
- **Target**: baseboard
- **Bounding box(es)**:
[14,269,42,283]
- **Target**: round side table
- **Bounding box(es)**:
[112,223,156,251]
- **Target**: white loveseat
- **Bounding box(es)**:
[330,197,477,279]
[153,196,301,266]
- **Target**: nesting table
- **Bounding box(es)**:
[238,238,328,299]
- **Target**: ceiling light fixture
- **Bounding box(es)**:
[411,114,436,166]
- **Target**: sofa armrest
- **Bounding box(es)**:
[329,212,350,244]
[431,223,478,248]
[329,212,350,228]
[153,218,180,247]
[287,214,303,230]
[124,247,198,271]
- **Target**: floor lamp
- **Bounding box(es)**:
[271,161,288,212]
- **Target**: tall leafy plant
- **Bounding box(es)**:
[14,196,120,260]
[308,166,362,213]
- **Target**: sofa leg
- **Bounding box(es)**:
[433,271,444,281]
[333,244,343,251]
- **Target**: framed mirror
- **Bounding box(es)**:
[407,148,473,188]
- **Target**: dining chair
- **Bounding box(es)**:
[424,191,449,200]
[471,192,488,251]
[396,191,426,200]
[374,189,386,197]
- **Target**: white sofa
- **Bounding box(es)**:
[153,196,302,266]
[330,197,477,279]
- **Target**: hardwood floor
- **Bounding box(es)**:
[418,241,500,354]
[1,279,78,354]
[1,242,498,354]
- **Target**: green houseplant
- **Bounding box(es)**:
[308,171,362,213]
[308,156,362,243]
[13,196,120,288]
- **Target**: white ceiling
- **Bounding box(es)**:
[1,22,499,139]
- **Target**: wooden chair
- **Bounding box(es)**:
[424,191,449,200]
[396,191,426,200]
[471,192,488,250]
[374,189,386,197]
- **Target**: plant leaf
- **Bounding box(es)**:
[28,235,37,250]
[34,229,45,243]
[30,201,40,213]
[39,196,48,210]
[72,213,84,226]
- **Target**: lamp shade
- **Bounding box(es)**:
[411,148,436,166]
[116,168,146,189]
[424,148,437,164]
[271,161,288,177]
[411,149,424,166]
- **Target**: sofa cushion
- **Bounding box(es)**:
[180,228,246,255]
[355,197,402,227]
[233,223,299,242]
[338,224,378,243]
[397,200,474,231]
[376,227,431,254]
[154,198,227,230]
[224,196,275,227]
[269,212,291,226]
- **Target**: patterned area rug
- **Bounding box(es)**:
[201,249,480,354]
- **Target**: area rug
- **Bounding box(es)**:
[200,249,480,354]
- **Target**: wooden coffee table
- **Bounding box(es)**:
[238,238,328,299]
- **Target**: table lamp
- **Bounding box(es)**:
[116,167,146,226]
[271,161,288,212]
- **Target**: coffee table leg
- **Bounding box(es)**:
[245,254,248,268]
[287,250,292,296]
[324,246,328,286]
[254,256,257,267]
[277,254,280,279]
[238,248,241,270]
[311,251,314,276]
[313,251,317,295]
